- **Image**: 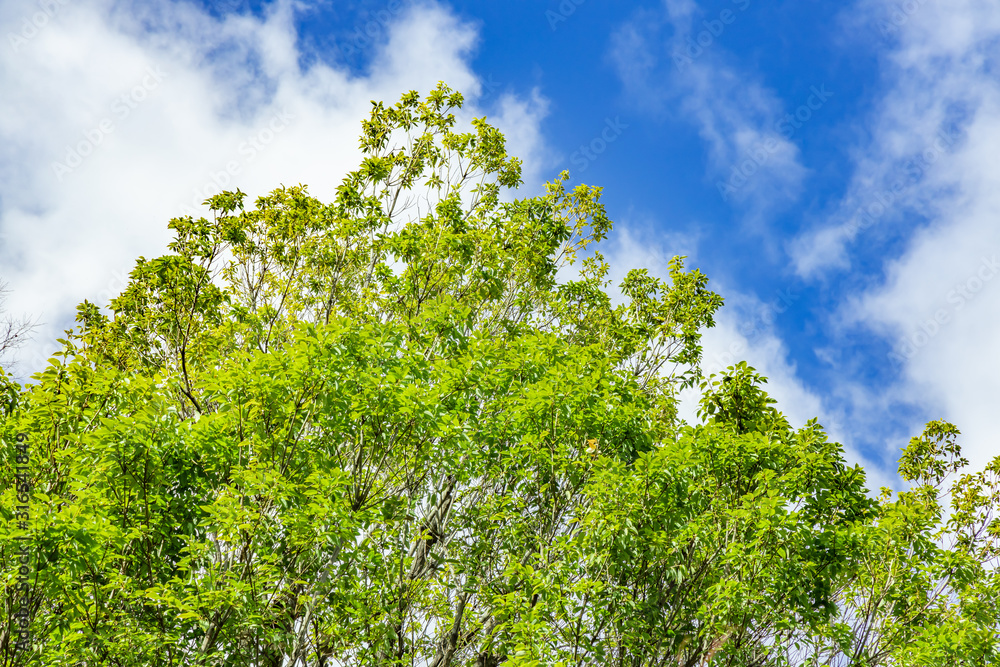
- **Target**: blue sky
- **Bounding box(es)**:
[2,0,999,488]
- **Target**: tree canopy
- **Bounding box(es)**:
[2,83,998,667]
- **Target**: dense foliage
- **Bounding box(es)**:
[2,84,998,666]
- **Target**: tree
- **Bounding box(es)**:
[0,279,35,371]
[1,84,997,666]
[799,421,1000,666]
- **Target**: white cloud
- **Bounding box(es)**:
[603,0,891,484]
[608,0,813,223]
[793,0,1000,474]
[490,88,555,194]
[0,0,550,380]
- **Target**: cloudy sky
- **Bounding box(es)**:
[2,0,998,490]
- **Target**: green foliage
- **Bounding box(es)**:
[2,83,997,666]
[790,420,1000,667]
